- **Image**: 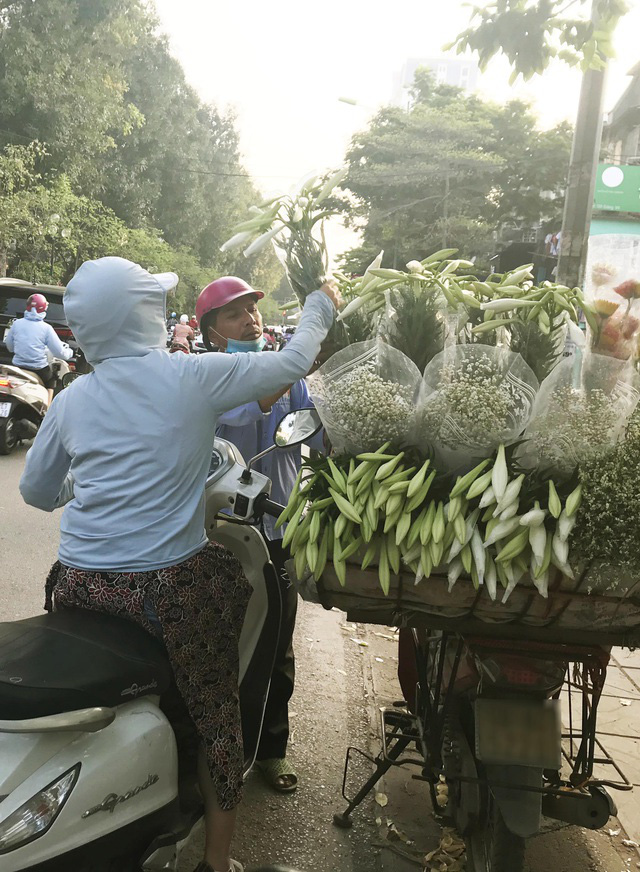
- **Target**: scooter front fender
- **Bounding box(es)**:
[485,764,542,838]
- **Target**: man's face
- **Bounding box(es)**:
[208,294,263,348]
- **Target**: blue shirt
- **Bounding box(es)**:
[216,378,323,539]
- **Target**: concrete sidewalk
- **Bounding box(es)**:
[593,647,640,849]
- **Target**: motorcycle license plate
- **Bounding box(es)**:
[475,698,561,769]
[0,402,11,418]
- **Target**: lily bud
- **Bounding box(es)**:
[243,224,284,257]
[220,230,252,253]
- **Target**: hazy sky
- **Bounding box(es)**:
[153,0,640,193]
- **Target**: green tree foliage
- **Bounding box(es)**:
[0,0,284,298]
[449,0,628,80]
[0,0,145,185]
[341,72,572,274]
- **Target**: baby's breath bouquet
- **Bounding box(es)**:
[519,352,640,476]
[307,339,422,454]
[414,345,539,468]
[571,406,640,570]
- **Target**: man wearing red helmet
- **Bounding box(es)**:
[4,293,73,405]
[197,276,325,794]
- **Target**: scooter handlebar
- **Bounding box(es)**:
[254,494,286,519]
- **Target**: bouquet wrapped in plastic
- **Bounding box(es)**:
[519,352,640,475]
[307,338,421,454]
[585,237,640,361]
[413,344,539,469]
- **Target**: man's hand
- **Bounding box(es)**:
[319,280,343,310]
[259,385,291,413]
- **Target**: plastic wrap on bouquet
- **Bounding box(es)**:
[307,338,421,454]
[519,352,640,475]
[584,237,640,361]
[413,344,539,469]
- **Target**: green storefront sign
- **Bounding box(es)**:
[594,164,640,213]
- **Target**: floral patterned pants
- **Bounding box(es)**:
[45,542,252,811]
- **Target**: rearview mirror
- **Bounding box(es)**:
[274,409,322,448]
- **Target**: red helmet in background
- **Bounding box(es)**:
[195,276,264,326]
[26,293,48,314]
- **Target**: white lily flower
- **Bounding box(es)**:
[316,166,348,202]
[243,224,284,258]
[220,230,252,253]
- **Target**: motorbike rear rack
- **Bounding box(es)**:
[333,630,633,830]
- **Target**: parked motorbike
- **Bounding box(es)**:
[334,625,626,872]
[0,357,71,455]
[0,408,322,872]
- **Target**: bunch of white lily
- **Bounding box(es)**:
[281,440,583,602]
[220,168,348,305]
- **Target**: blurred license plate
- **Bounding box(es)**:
[475,699,561,768]
[0,402,11,417]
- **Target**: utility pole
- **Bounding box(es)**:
[556,3,607,289]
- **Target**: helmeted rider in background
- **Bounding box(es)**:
[173,313,195,351]
[4,293,73,406]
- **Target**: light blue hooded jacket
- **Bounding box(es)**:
[5,309,72,369]
[19,257,335,572]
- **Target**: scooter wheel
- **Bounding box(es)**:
[0,416,17,455]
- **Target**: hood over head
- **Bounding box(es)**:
[24,309,47,322]
[65,257,178,365]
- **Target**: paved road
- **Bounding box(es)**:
[0,444,60,621]
[1,448,637,871]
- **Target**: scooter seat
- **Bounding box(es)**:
[0,610,174,719]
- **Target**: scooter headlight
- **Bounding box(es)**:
[0,765,80,853]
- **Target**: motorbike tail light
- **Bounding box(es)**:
[0,765,80,854]
[54,328,74,339]
[475,652,566,694]
[0,378,9,387]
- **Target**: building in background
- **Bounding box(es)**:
[602,62,640,166]
[391,57,479,108]
[585,63,640,299]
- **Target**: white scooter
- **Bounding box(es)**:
[0,358,72,455]
[0,409,322,872]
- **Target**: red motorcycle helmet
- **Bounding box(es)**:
[26,293,48,314]
[195,276,264,326]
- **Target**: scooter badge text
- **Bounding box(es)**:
[82,774,159,818]
[120,679,158,698]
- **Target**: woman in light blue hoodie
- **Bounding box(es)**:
[19,257,339,872]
